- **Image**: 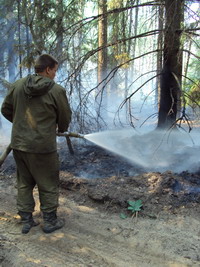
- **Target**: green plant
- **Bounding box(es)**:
[127,200,143,219]
[119,200,143,220]
[120,213,127,219]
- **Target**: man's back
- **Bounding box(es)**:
[1,74,71,153]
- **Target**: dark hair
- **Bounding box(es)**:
[34,54,58,73]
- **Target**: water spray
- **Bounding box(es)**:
[1,128,200,173]
[0,132,84,167]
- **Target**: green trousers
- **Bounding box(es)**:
[13,150,59,213]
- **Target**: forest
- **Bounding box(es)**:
[0,1,200,266]
[0,0,199,133]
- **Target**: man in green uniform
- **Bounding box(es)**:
[1,54,72,234]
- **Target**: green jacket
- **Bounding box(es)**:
[1,74,72,153]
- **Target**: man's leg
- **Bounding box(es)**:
[13,150,36,212]
[13,150,39,234]
[28,152,64,233]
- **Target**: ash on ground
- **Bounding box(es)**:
[58,140,200,218]
[1,140,200,218]
[58,141,143,179]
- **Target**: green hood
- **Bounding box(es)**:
[24,74,55,96]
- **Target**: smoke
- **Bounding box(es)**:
[85,128,200,173]
[0,118,11,148]
[2,90,200,174]
[0,97,12,150]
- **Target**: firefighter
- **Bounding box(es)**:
[1,54,72,234]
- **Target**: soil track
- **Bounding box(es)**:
[0,141,200,267]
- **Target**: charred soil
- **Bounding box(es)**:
[0,140,200,267]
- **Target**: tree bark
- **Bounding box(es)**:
[156,4,164,107]
[55,0,64,61]
[157,0,183,129]
[6,3,16,83]
[17,0,22,78]
[97,0,108,121]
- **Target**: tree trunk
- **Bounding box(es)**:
[97,0,108,123]
[157,0,183,129]
[55,0,64,61]
[17,0,22,78]
[124,1,132,116]
[27,0,45,54]
[0,46,5,78]
[156,4,164,107]
[7,11,16,82]
[26,24,31,73]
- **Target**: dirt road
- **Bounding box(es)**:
[0,169,200,267]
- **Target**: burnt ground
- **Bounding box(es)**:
[0,139,200,266]
[58,140,200,217]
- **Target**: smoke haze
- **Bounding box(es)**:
[1,95,200,174]
[0,97,11,148]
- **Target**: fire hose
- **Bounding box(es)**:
[0,132,84,168]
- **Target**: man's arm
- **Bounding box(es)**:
[1,87,14,123]
[56,88,72,133]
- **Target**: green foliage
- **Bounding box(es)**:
[183,46,200,108]
[120,200,143,219]
[127,200,143,213]
[185,58,200,91]
[187,81,200,108]
[115,52,130,68]
[120,213,127,219]
[0,0,199,130]
[108,0,124,10]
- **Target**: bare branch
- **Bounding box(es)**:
[62,1,161,34]
[120,73,160,109]
[63,31,161,82]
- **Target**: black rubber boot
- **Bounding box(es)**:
[18,211,39,234]
[42,211,65,234]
